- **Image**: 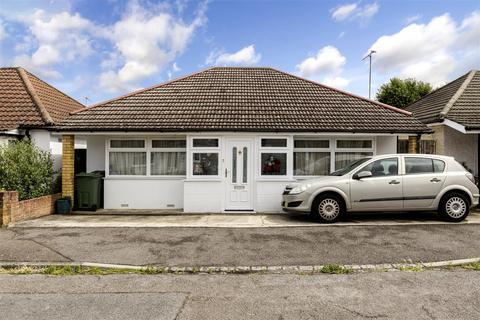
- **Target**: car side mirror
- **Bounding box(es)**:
[353,171,372,180]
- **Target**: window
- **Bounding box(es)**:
[335,152,373,171]
[109,152,146,175]
[108,139,146,176]
[357,158,398,177]
[261,153,287,175]
[193,138,218,148]
[151,139,186,176]
[110,140,145,148]
[294,139,330,176]
[261,138,287,148]
[405,157,446,174]
[193,153,218,175]
[260,137,288,176]
[337,140,372,149]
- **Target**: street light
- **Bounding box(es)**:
[362,50,376,99]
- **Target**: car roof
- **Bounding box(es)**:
[375,154,454,160]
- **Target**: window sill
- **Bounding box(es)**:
[255,178,296,182]
[105,176,186,180]
[184,178,223,182]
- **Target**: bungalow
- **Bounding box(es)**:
[404,70,479,177]
[0,67,85,171]
[55,67,429,213]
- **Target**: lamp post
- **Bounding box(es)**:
[362,50,376,99]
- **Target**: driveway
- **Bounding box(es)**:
[1,211,480,267]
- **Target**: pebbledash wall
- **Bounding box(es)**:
[83,133,397,213]
[0,191,62,225]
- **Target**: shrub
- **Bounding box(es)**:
[0,140,53,200]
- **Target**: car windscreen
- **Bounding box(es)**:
[329,157,371,176]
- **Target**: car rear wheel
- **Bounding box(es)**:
[311,193,345,223]
[439,192,470,222]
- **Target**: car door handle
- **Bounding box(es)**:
[389,180,400,185]
[430,178,442,183]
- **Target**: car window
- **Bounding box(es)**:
[405,157,437,174]
[433,159,446,173]
[357,158,398,177]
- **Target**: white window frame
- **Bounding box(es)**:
[187,136,222,180]
[105,137,187,179]
[333,137,375,171]
[258,136,292,179]
[293,138,331,178]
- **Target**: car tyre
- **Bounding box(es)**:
[438,192,470,222]
[311,193,345,223]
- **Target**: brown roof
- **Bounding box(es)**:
[57,67,429,133]
[405,70,480,130]
[0,67,85,131]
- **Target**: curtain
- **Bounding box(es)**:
[335,152,373,170]
[294,152,330,175]
[109,152,146,175]
[151,152,186,175]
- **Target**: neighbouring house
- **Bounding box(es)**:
[404,70,479,177]
[54,67,429,213]
[0,67,86,171]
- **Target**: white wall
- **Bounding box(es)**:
[256,181,290,212]
[376,135,397,155]
[30,130,51,152]
[86,136,105,172]
[104,179,184,209]
[443,126,478,175]
[184,181,223,212]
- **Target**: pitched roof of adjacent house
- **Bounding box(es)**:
[0,67,85,131]
[57,67,429,133]
[405,70,480,130]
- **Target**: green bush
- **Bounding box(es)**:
[0,140,54,200]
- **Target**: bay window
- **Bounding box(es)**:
[151,139,186,176]
[108,139,146,176]
[334,139,374,170]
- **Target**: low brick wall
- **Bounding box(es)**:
[0,192,61,225]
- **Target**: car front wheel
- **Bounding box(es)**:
[439,192,470,222]
[311,193,345,223]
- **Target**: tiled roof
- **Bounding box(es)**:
[57,67,429,133]
[0,67,84,131]
[405,70,480,130]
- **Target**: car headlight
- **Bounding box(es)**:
[289,184,311,195]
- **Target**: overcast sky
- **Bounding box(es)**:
[0,0,478,104]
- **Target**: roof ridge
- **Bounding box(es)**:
[16,67,54,125]
[267,67,412,116]
[71,66,216,115]
[440,70,477,118]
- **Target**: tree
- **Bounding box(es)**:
[0,140,53,200]
[376,78,433,109]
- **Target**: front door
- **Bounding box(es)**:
[225,138,253,211]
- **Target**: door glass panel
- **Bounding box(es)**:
[243,147,248,183]
[232,147,237,183]
[357,158,398,177]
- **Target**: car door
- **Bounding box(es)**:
[350,157,403,211]
[402,157,447,209]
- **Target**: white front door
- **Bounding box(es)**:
[225,138,253,211]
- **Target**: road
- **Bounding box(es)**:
[2,223,480,266]
[1,270,479,319]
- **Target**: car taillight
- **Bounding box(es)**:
[465,172,475,184]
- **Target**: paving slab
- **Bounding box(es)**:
[9,211,480,228]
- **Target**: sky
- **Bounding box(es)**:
[0,0,479,105]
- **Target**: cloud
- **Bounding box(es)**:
[331,3,357,21]
[207,45,261,66]
[12,10,96,77]
[368,12,480,86]
[99,1,207,93]
[296,45,349,89]
[404,14,421,25]
[330,2,379,23]
[297,45,346,77]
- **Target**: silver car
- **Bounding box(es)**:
[282,154,479,223]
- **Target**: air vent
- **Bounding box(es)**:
[166,204,175,208]
[120,203,129,208]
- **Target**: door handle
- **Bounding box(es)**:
[389,180,400,185]
[225,168,228,178]
[430,178,441,183]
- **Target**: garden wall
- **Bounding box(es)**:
[0,191,61,225]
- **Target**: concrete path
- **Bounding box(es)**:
[10,211,480,228]
[1,271,479,319]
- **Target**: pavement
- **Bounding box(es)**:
[9,210,480,228]
[2,211,480,266]
[1,271,480,319]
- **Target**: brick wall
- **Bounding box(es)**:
[0,192,61,225]
[62,135,75,204]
